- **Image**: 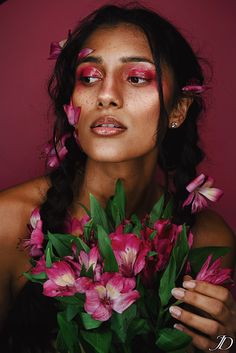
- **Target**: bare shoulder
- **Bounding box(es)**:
[0,176,50,325]
[0,176,50,244]
[191,209,236,268]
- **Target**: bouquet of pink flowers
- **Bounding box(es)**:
[24,177,232,353]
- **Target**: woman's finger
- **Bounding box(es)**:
[171,287,230,324]
[169,305,226,337]
[174,323,225,353]
[182,280,234,308]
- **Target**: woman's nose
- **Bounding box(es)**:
[96,75,123,109]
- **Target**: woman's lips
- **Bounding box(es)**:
[90,117,127,136]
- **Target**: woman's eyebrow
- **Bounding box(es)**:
[78,56,154,65]
[120,56,154,65]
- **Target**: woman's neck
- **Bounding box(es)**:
[71,148,162,220]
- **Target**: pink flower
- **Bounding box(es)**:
[78,48,94,60]
[181,84,209,94]
[79,246,102,283]
[48,39,67,60]
[65,214,90,236]
[183,174,223,213]
[195,255,232,285]
[84,273,140,321]
[44,134,69,168]
[31,255,46,274]
[63,100,81,126]
[110,233,148,279]
[23,208,44,257]
[43,261,92,297]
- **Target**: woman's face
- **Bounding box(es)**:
[72,23,174,163]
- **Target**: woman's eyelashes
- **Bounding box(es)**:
[76,65,156,86]
[125,67,156,85]
[77,66,102,84]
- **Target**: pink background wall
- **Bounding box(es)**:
[0,1,235,230]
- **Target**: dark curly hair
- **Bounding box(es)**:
[40,3,205,233]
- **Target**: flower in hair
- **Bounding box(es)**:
[63,100,81,126]
[183,173,223,213]
[181,79,209,94]
[48,39,67,60]
[22,208,44,257]
[48,30,71,60]
[78,48,94,60]
[45,134,69,168]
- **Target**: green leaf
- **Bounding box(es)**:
[111,179,126,226]
[156,328,192,352]
[56,293,85,306]
[128,318,150,339]
[123,223,133,234]
[90,194,110,233]
[80,329,112,353]
[111,305,137,343]
[23,271,47,283]
[75,237,90,254]
[57,312,80,353]
[56,329,70,353]
[45,241,53,267]
[159,254,176,307]
[83,218,94,243]
[130,214,142,237]
[173,224,189,278]
[188,246,230,275]
[148,251,158,257]
[80,313,102,330]
[149,195,165,225]
[48,232,75,257]
[162,197,174,219]
[97,225,119,272]
[66,304,81,321]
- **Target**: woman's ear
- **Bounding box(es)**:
[168,97,193,128]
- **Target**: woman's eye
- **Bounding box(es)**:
[128,76,149,85]
[79,76,100,84]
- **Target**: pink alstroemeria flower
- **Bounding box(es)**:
[78,48,94,60]
[183,174,223,213]
[43,261,92,297]
[84,273,140,321]
[63,100,81,126]
[23,208,44,257]
[110,233,148,278]
[79,246,102,282]
[31,255,46,274]
[65,214,90,236]
[48,39,67,60]
[196,255,232,285]
[45,134,69,168]
[181,84,209,94]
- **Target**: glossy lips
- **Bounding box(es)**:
[90,117,127,136]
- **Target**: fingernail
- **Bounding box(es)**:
[174,323,184,332]
[171,288,185,299]
[183,280,196,289]
[169,306,181,318]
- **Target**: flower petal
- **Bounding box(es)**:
[78,48,94,60]
[112,290,140,314]
[186,174,205,193]
[63,100,81,126]
[199,187,223,202]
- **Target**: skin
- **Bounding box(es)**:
[0,24,235,352]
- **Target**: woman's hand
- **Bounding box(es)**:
[169,275,236,352]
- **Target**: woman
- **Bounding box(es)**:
[0,3,235,353]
